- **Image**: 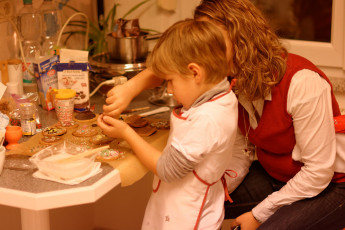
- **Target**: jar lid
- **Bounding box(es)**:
[54,89,76,99]
[19,103,35,114]
[20,102,34,110]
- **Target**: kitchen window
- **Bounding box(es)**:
[251,0,345,80]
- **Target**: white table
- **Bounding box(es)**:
[0,164,120,230]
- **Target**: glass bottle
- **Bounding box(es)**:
[17,0,42,87]
[38,0,61,56]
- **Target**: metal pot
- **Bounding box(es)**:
[106,33,161,64]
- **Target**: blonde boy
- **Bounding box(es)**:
[98,19,238,229]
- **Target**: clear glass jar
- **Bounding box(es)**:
[19,102,36,135]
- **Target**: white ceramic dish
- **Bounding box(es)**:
[30,141,96,180]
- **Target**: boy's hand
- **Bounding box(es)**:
[103,84,133,117]
[97,114,131,139]
[98,111,162,175]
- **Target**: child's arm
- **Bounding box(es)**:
[103,69,164,118]
[97,114,161,175]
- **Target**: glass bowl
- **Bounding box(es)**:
[30,141,96,180]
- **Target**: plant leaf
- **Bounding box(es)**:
[63,33,74,46]
[110,4,118,32]
[58,2,81,13]
[68,20,87,25]
[141,28,161,34]
[62,31,86,36]
[122,0,151,19]
[104,3,119,29]
[66,23,86,28]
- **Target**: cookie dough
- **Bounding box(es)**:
[72,124,98,137]
[40,135,63,145]
[42,127,67,136]
[89,133,115,145]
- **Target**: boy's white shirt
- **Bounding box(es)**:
[142,80,238,230]
[228,69,345,223]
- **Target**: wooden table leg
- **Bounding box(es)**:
[21,209,50,230]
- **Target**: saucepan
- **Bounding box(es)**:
[106,33,161,63]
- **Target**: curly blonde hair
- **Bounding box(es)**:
[194,0,288,101]
[146,19,228,84]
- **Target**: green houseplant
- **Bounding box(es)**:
[60,0,158,56]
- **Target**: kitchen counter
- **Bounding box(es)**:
[0,88,171,230]
[21,87,169,142]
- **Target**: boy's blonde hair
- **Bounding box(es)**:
[146,19,228,84]
[194,0,288,101]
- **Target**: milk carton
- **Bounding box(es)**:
[33,55,59,111]
[57,49,90,112]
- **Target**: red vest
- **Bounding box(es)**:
[238,53,345,183]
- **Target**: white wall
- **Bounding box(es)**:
[0,0,200,60]
[103,0,200,33]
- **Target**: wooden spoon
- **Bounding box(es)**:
[57,145,110,163]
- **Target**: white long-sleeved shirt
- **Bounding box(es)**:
[227,69,345,222]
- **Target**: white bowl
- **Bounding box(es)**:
[30,141,96,180]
